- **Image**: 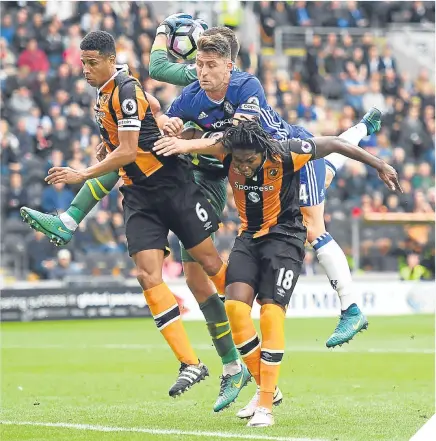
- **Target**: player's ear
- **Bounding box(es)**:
[226,59,233,72]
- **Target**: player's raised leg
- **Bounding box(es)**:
[325,106,382,188]
[133,249,208,396]
[20,171,119,246]
[301,202,368,347]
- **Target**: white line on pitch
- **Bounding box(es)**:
[0,421,327,441]
[1,344,434,354]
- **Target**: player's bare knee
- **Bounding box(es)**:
[197,254,223,277]
[325,169,334,189]
[301,206,326,243]
[136,269,163,291]
[225,282,254,305]
[258,299,286,313]
[186,277,214,303]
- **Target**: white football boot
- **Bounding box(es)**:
[246,406,274,427]
[236,386,283,418]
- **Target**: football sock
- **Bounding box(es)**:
[61,172,120,230]
[312,232,358,310]
[208,263,227,296]
[144,282,198,365]
[225,300,261,385]
[259,304,285,411]
[199,294,240,370]
[325,123,368,173]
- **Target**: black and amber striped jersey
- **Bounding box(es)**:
[95,65,178,185]
[221,138,316,240]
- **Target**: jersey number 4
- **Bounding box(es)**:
[299,184,309,204]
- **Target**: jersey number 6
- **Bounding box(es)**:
[196,202,209,222]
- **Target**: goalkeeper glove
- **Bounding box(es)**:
[195,18,209,31]
[156,13,193,36]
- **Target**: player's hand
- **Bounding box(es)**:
[153,137,190,156]
[162,117,184,137]
[377,163,402,192]
[45,167,87,185]
[195,18,208,30]
[157,13,193,36]
[96,142,108,162]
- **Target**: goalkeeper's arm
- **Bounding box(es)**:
[149,34,198,87]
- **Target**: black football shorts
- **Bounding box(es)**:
[226,232,305,307]
[120,169,220,257]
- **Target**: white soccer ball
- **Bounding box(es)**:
[167,21,205,61]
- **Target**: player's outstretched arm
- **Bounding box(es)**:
[153,131,225,157]
[46,131,139,185]
[308,136,402,192]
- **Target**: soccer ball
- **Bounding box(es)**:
[167,21,205,61]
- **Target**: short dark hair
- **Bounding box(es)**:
[197,34,231,60]
[203,27,239,62]
[221,119,284,162]
[80,31,116,57]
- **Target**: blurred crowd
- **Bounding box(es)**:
[0,1,434,282]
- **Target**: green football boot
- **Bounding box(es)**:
[20,207,73,246]
[213,364,251,412]
[360,106,382,135]
[326,303,369,348]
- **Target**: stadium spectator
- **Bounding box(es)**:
[363,78,386,112]
[17,39,50,73]
[6,173,27,218]
[48,249,83,280]
[400,253,432,280]
[87,210,123,253]
[26,230,57,279]
[41,182,74,213]
[1,14,15,44]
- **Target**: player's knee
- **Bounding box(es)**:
[302,208,326,243]
[325,169,334,189]
[196,254,222,277]
[186,275,215,303]
[306,224,326,243]
[136,269,163,291]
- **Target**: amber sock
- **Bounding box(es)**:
[208,263,227,296]
[144,282,198,365]
[259,304,285,411]
[225,299,261,385]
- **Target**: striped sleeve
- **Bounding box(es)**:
[282,138,316,171]
[114,80,148,131]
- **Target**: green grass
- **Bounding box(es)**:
[1,315,434,441]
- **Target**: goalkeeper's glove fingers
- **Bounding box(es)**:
[194,18,209,31]
[157,13,194,36]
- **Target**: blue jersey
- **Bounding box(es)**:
[166,71,301,140]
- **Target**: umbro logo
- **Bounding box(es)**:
[198,112,208,119]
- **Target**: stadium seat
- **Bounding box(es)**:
[4,217,32,235]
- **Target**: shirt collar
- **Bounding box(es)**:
[97,64,129,95]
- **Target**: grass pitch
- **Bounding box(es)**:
[1,315,434,441]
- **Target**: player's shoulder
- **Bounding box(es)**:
[230,71,261,87]
[180,79,202,96]
[282,137,316,156]
[113,72,144,101]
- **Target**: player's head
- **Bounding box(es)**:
[203,27,239,62]
[221,119,283,178]
[80,31,116,87]
[196,34,233,92]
